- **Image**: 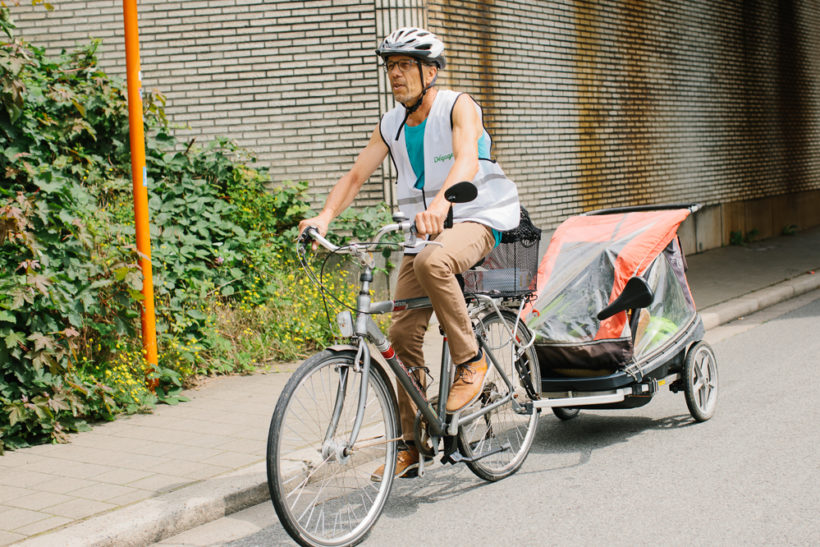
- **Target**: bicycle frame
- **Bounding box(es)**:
[300,223,534,463]
[338,261,531,459]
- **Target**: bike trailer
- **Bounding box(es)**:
[524,205,703,386]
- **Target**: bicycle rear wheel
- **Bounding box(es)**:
[458,308,540,482]
[267,349,399,547]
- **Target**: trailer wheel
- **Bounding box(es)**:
[683,341,718,422]
[552,407,580,421]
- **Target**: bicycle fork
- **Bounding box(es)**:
[321,338,374,460]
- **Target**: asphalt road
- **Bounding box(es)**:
[157,290,820,547]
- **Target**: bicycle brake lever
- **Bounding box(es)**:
[404,239,444,251]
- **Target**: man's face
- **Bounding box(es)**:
[385,55,436,104]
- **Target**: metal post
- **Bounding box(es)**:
[122,0,159,381]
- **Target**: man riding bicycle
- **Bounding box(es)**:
[298,27,520,480]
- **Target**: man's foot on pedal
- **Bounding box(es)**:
[371,444,421,482]
[446,350,488,413]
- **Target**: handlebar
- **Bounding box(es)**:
[300,181,480,256]
[299,219,440,257]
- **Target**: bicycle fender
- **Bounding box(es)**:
[326,344,358,353]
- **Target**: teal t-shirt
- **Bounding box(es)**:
[405,122,501,245]
[404,119,427,190]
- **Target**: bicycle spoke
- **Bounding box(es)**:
[459,308,539,481]
[268,350,397,546]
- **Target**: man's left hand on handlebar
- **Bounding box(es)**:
[298,214,332,250]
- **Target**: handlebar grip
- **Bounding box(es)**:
[299,226,317,242]
[299,226,340,253]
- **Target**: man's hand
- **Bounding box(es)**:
[298,213,332,250]
[415,200,450,236]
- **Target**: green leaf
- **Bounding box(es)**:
[33,175,62,194]
[220,285,234,297]
[0,311,15,323]
[8,406,24,427]
[4,331,25,349]
[187,309,206,321]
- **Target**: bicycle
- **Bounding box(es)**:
[266,183,542,547]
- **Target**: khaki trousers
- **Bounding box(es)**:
[389,221,495,442]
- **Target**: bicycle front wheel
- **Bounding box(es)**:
[458,308,541,482]
[267,349,399,547]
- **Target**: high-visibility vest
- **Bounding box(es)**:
[380,89,520,253]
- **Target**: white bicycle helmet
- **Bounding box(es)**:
[376,27,446,69]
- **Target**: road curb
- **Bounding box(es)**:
[699,271,820,330]
[16,463,268,547]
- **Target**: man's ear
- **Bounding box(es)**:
[425,66,438,86]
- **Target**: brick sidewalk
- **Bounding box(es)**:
[0,371,294,545]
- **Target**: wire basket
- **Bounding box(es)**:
[461,209,541,298]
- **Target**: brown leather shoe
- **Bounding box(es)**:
[370,445,420,482]
[445,351,489,413]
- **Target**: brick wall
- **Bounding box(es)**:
[9,0,393,205]
[429,0,820,230]
[8,1,820,234]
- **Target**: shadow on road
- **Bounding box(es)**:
[527,412,694,470]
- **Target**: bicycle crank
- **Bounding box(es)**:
[446,442,511,464]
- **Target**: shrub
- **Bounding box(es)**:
[0,8,392,451]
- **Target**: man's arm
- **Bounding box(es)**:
[298,126,389,238]
[414,94,482,236]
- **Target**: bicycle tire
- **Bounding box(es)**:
[458,308,541,482]
[267,349,399,547]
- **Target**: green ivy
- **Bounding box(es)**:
[0,8,392,451]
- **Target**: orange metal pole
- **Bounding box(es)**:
[122,0,159,380]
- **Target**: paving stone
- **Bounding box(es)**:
[115,452,171,471]
[16,456,75,476]
[103,488,152,507]
[46,498,116,519]
[0,485,34,504]
[174,462,231,481]
[97,437,180,458]
[0,529,25,546]
[6,491,73,511]
[201,451,263,470]
[124,474,191,494]
[68,483,140,503]
[41,445,114,465]
[93,468,154,486]
[40,460,116,480]
[34,477,94,495]
[212,437,267,456]
[0,506,49,531]
[175,434,234,449]
[159,445,223,462]
[11,515,71,537]
[0,453,51,469]
[0,470,53,489]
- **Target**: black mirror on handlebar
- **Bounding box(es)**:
[445,181,478,204]
[443,181,478,229]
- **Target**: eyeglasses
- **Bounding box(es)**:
[383,59,419,73]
